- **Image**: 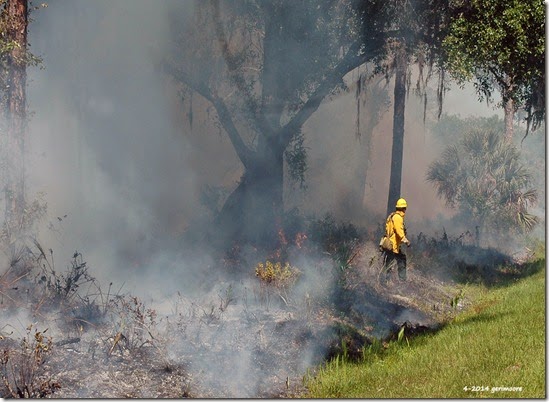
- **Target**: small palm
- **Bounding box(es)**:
[427,128,538,237]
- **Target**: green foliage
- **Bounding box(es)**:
[254,260,301,307]
[254,260,300,289]
[361,337,383,362]
[323,321,371,363]
[443,0,545,130]
[427,126,538,238]
[307,214,359,252]
[527,237,545,261]
[429,113,503,142]
[450,289,464,310]
[412,230,517,286]
[307,214,360,272]
[396,325,405,343]
[284,130,308,189]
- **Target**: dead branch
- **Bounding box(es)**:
[54,337,80,347]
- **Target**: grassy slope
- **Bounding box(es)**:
[305,259,545,399]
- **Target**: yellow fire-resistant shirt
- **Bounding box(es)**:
[389,210,408,253]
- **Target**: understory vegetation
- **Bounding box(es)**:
[304,248,545,398]
[0,212,544,398]
[0,0,543,398]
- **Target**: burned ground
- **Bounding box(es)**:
[0,234,540,398]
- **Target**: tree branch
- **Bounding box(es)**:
[211,0,275,141]
[279,39,383,148]
[162,61,254,169]
[487,66,514,97]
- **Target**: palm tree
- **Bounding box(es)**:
[427,128,538,241]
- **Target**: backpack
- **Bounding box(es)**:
[379,212,396,252]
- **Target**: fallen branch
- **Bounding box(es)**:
[54,337,81,347]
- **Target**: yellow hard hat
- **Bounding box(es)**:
[396,198,407,208]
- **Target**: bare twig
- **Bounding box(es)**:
[54,337,80,347]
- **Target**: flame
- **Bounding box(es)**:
[295,232,307,249]
[277,228,288,247]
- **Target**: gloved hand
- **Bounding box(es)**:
[404,239,411,247]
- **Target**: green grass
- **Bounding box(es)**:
[305,259,546,398]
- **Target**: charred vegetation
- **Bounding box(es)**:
[1,212,542,398]
[0,0,542,398]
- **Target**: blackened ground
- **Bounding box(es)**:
[2,240,525,398]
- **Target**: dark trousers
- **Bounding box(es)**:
[382,249,407,283]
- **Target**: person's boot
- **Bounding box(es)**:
[398,268,407,282]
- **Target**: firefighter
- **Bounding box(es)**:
[381,198,410,285]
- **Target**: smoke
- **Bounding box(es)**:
[25,0,522,274]
[156,252,339,397]
[23,4,339,396]
[13,0,543,397]
[26,0,204,284]
[288,62,516,239]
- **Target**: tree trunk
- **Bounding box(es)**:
[261,2,285,130]
[503,96,514,143]
[215,146,284,247]
[170,3,380,249]
[386,43,406,216]
[346,80,386,216]
[4,0,28,228]
[214,2,289,248]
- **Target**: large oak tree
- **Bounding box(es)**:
[164,0,403,247]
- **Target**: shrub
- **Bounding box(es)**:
[105,295,158,356]
[0,325,60,398]
[255,260,300,288]
[307,214,360,272]
[255,260,301,307]
[35,248,96,303]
